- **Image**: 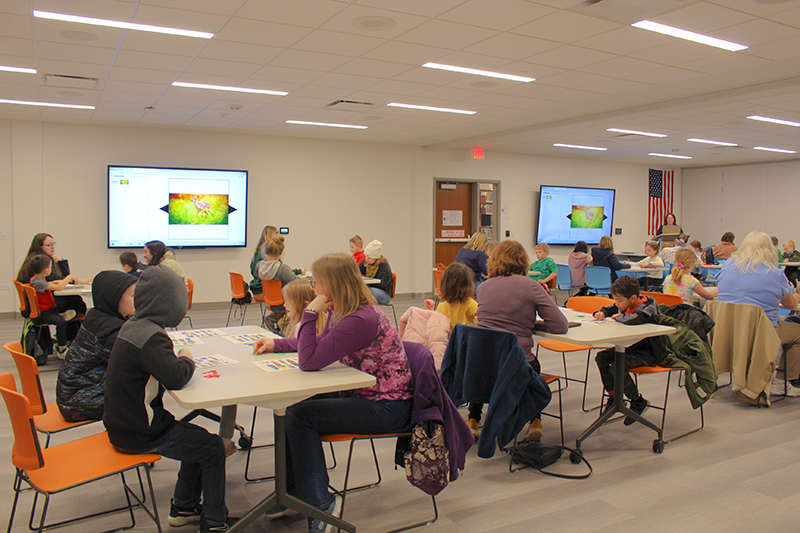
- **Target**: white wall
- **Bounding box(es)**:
[683,160,799,249]
[3,119,675,312]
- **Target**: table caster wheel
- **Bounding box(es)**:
[652,439,665,454]
[238,435,253,450]
[569,451,583,464]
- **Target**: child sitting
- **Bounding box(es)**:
[283,279,326,337]
[27,254,79,358]
[349,235,366,265]
[663,249,717,305]
[119,251,147,278]
[592,236,630,281]
[772,236,783,264]
[627,241,664,289]
[57,271,136,422]
[593,276,662,426]
[529,242,558,288]
[426,262,477,328]
[782,240,800,287]
[257,235,304,333]
[359,240,394,304]
[104,265,236,532]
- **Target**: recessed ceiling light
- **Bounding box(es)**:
[632,20,748,51]
[0,98,94,109]
[58,29,98,41]
[0,65,36,74]
[285,120,367,130]
[172,82,287,96]
[387,102,476,115]
[649,152,692,159]
[553,143,607,151]
[33,10,214,39]
[607,128,667,138]
[687,138,738,146]
[753,146,797,154]
[747,115,800,127]
[422,62,534,83]
[350,16,396,31]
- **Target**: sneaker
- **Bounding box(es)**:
[55,345,68,360]
[265,504,293,520]
[467,418,481,439]
[624,396,649,426]
[199,517,239,533]
[525,418,543,442]
[58,309,76,321]
[167,499,202,527]
[224,441,238,458]
[308,495,342,533]
[771,378,800,397]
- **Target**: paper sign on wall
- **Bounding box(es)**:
[442,210,463,226]
[442,230,465,238]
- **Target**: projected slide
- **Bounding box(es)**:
[168,194,229,225]
[536,186,615,245]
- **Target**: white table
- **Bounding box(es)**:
[56,283,93,309]
[362,276,380,285]
[535,309,675,455]
[169,326,376,533]
[624,266,668,274]
[782,262,800,268]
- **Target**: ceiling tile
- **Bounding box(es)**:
[305,72,382,91]
[397,19,499,49]
[292,29,386,56]
[677,51,769,75]
[587,78,656,96]
[100,90,158,104]
[33,0,136,20]
[108,66,176,84]
[527,45,617,70]
[439,0,556,31]
[235,0,348,28]
[575,26,674,55]
[354,0,464,19]
[464,33,560,61]
[269,49,353,72]
[537,70,611,90]
[580,56,663,78]
[0,13,32,39]
[511,10,622,44]
[362,40,450,65]
[138,0,245,17]
[366,78,438,96]
[623,65,705,84]
[652,2,754,33]
[248,65,322,85]
[120,31,208,56]
[214,17,312,47]
[714,19,799,47]
[131,4,227,33]
[114,50,193,71]
[36,40,117,64]
[183,57,261,78]
[197,40,284,65]
[628,41,726,66]
[744,35,800,61]
[318,4,428,39]
[334,57,414,79]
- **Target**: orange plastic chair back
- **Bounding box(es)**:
[0,372,44,471]
[391,272,397,298]
[433,267,445,298]
[4,342,47,416]
[186,279,195,310]
[642,291,683,307]
[567,296,614,314]
[229,272,247,299]
[261,280,284,307]
[546,275,557,290]
[13,280,28,314]
[22,284,42,319]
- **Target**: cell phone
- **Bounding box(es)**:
[568,321,581,328]
[279,227,289,234]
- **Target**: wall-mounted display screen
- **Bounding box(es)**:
[536,185,615,245]
[108,165,248,248]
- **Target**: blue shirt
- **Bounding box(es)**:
[717,262,792,326]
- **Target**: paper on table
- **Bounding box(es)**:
[253,357,300,372]
[193,354,240,368]
[172,336,205,348]
[224,333,267,346]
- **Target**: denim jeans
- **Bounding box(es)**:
[154,420,228,525]
[369,287,391,305]
[285,394,411,509]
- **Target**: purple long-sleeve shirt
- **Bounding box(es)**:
[476,274,569,361]
[273,305,411,401]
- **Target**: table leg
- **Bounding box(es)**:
[575,345,663,453]
[228,411,358,533]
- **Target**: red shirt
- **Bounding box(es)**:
[30,276,56,312]
[353,250,366,265]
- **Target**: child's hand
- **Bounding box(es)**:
[307,294,331,314]
[66,274,78,284]
[424,299,435,310]
[594,311,606,320]
[253,337,275,354]
[612,313,622,320]
[178,349,193,360]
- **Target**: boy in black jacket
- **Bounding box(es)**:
[104,265,236,532]
[593,276,662,426]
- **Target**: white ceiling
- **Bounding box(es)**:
[3,0,800,168]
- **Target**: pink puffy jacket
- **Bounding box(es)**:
[399,307,451,371]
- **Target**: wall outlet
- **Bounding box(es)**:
[0,284,10,291]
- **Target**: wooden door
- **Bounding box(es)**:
[435,182,473,266]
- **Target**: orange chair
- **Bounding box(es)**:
[535,296,613,412]
[260,279,285,332]
[4,342,99,447]
[642,291,683,307]
[432,265,446,306]
[0,372,163,533]
[12,280,31,337]
[226,272,264,326]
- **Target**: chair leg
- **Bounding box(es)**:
[7,470,23,533]
[244,406,276,483]
[226,302,235,327]
[581,350,601,412]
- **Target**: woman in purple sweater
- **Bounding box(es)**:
[253,253,412,532]
[474,239,568,441]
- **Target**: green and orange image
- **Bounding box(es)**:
[169,193,229,225]
[570,205,604,229]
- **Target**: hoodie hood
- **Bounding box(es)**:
[117,265,186,350]
[91,270,137,319]
[257,258,283,279]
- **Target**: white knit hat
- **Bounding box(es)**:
[364,240,382,259]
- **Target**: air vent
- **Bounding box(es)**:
[45,74,98,89]
[327,99,374,112]
[570,0,701,24]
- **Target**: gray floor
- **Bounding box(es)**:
[1,293,798,533]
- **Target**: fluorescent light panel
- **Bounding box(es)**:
[687,138,737,146]
[33,10,213,39]
[553,143,607,151]
[754,146,797,154]
[747,115,800,127]
[632,20,747,52]
[172,82,287,96]
[285,120,367,130]
[387,102,476,115]
[0,65,36,74]
[607,128,667,138]
[649,152,692,159]
[422,62,534,83]
[0,98,94,109]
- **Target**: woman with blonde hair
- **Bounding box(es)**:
[249,225,278,295]
[455,232,489,288]
[718,231,800,396]
[253,253,412,529]
[591,235,630,282]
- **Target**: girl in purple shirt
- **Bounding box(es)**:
[253,253,411,531]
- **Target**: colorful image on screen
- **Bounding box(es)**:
[168,194,229,225]
[570,205,604,229]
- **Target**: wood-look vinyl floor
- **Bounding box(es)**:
[0,294,797,533]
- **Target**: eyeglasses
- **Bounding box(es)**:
[310,280,316,288]
[42,242,56,248]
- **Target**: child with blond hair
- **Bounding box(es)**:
[529,242,557,287]
[663,248,717,305]
[283,279,326,337]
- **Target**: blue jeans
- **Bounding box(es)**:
[285,394,411,509]
[369,287,391,305]
[154,420,228,525]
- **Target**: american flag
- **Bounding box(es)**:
[648,169,673,236]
